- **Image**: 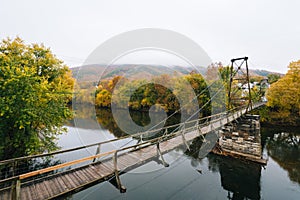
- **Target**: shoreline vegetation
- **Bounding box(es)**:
[74,62,300,126]
[261,60,300,126]
[73,62,299,126]
[94,73,212,116]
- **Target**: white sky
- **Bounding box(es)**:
[1,0,300,73]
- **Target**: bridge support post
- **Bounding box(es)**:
[164,128,168,136]
[219,117,223,128]
[113,151,126,193]
[156,143,169,167]
[181,125,190,151]
[11,178,21,200]
[93,144,101,162]
[197,124,201,137]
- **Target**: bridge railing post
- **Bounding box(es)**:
[164,128,168,136]
[219,115,223,128]
[93,144,101,163]
[113,151,126,193]
[11,177,21,200]
[180,124,190,151]
[156,143,169,167]
[197,124,202,137]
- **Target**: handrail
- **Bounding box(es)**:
[0,104,250,166]
[19,150,116,180]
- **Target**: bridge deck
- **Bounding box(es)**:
[0,103,265,200]
[0,128,200,200]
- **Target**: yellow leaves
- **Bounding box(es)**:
[95,89,111,107]
[0,37,73,154]
[266,60,300,122]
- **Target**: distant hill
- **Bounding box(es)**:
[250,69,283,77]
[70,64,282,82]
[71,64,206,81]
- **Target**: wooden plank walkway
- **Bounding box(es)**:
[0,103,265,200]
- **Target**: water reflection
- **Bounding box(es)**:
[185,136,262,200]
[184,126,300,199]
[73,106,300,189]
[208,155,261,200]
[69,106,181,139]
[67,107,300,199]
[266,131,300,185]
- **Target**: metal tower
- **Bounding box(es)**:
[227,57,253,112]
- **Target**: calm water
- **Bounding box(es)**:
[57,109,300,200]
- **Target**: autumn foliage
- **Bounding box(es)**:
[266,60,300,124]
[0,37,74,159]
[94,73,211,116]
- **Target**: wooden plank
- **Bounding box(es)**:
[0,190,9,200]
[102,160,115,171]
[76,168,92,183]
[94,163,114,177]
[68,172,84,186]
[129,152,143,162]
[40,181,52,199]
[23,185,32,200]
[114,157,128,170]
[126,152,144,162]
[117,155,134,169]
[62,174,77,189]
[44,179,58,198]
[88,165,104,178]
[56,176,69,191]
[119,153,140,165]
[59,175,74,190]
[82,167,99,180]
[35,181,50,200]
[28,185,39,200]
[19,150,116,180]
[52,177,66,194]
[130,151,156,163]
[73,169,88,184]
[130,149,155,159]
[50,177,66,197]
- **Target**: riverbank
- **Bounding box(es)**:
[251,105,300,127]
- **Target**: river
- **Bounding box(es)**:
[56,109,300,200]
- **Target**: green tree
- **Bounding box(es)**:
[267,73,281,84]
[0,37,74,159]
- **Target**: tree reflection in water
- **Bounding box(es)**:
[96,108,181,139]
[185,137,262,200]
[266,131,300,185]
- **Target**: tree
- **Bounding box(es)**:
[0,37,74,159]
[95,89,111,107]
[267,73,281,84]
[266,60,300,124]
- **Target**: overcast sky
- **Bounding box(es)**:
[1,0,300,73]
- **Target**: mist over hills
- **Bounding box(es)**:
[70,64,283,81]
